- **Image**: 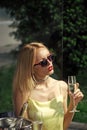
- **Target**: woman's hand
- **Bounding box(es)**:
[69,83,84,106]
[74,83,84,105]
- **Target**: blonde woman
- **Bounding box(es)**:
[13,42,83,130]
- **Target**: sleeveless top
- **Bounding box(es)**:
[27,85,64,130]
[28,96,64,130]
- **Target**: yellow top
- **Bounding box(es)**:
[28,95,64,130]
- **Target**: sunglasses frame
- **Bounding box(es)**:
[34,54,54,67]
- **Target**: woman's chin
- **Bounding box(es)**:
[49,70,54,75]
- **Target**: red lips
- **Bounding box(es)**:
[48,66,53,71]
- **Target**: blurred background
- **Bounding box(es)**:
[0,0,87,124]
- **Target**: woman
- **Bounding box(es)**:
[13,42,83,130]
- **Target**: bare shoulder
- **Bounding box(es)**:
[49,77,68,98]
[53,79,68,94]
[58,80,68,89]
[50,77,68,90]
[58,80,68,96]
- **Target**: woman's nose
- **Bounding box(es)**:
[47,59,52,65]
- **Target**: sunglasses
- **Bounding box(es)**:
[34,54,55,67]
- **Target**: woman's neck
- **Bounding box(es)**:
[32,74,49,84]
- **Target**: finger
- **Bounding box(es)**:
[76,83,79,87]
[74,92,81,99]
[74,93,84,105]
[74,88,80,94]
[74,90,84,99]
[75,83,79,91]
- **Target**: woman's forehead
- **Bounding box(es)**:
[36,48,50,60]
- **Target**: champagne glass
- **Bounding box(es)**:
[32,111,43,130]
[68,76,79,113]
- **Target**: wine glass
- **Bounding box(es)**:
[68,76,79,113]
[32,111,43,130]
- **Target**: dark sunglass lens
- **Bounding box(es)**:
[40,59,48,67]
[34,55,54,67]
[51,55,54,61]
[48,55,54,61]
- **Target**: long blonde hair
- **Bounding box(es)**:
[13,42,47,97]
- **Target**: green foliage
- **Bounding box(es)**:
[0,0,87,79]
[63,0,87,78]
[0,0,63,43]
[73,71,87,123]
[0,66,15,112]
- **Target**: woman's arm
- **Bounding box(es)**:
[63,92,75,130]
[63,83,84,130]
